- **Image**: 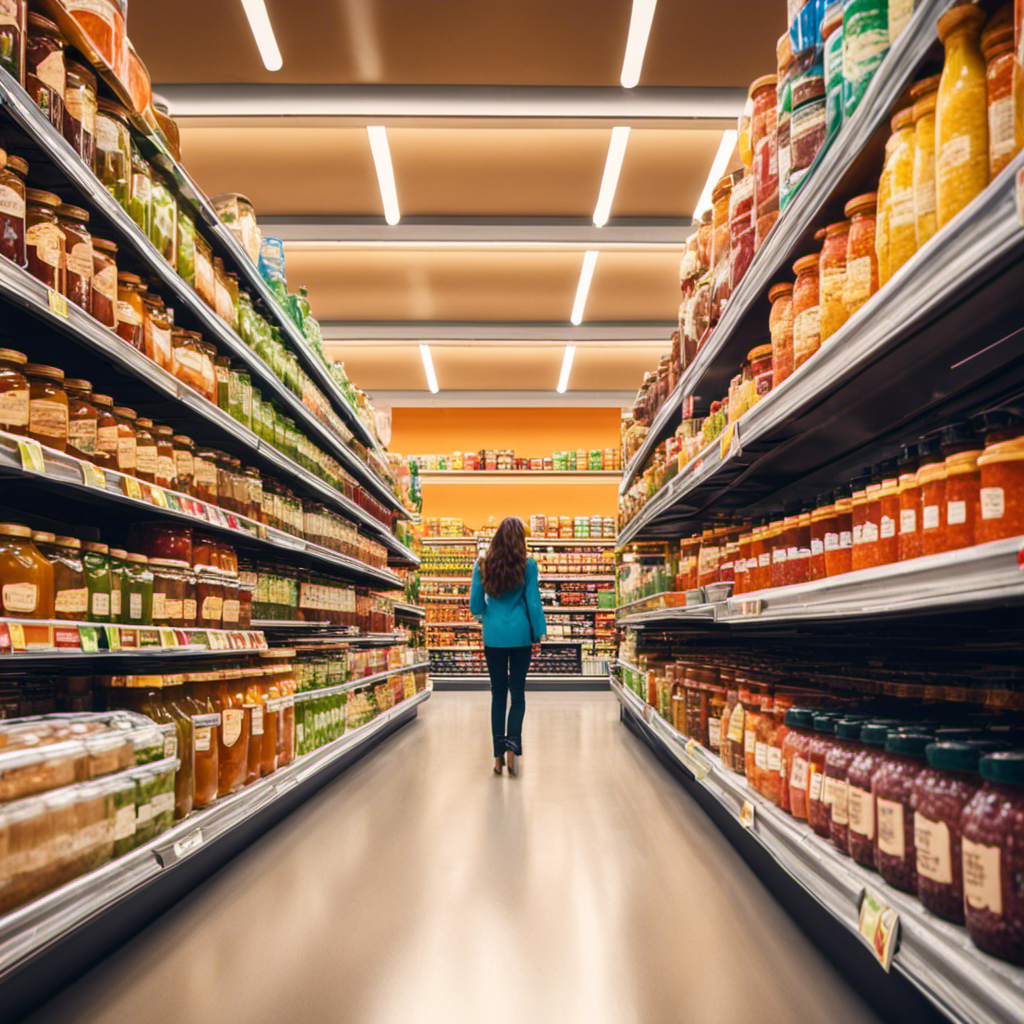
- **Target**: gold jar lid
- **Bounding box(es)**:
[0,522,34,538]
[24,363,64,382]
[30,530,56,544]
[0,347,27,366]
[64,378,93,393]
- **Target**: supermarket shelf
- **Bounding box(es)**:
[0,66,403,516]
[420,576,473,583]
[295,661,431,702]
[425,622,481,628]
[618,0,953,496]
[431,673,610,691]
[0,687,430,1014]
[540,575,616,582]
[528,538,616,547]
[249,623,408,647]
[420,470,619,483]
[618,145,1024,546]
[610,676,1024,1024]
[0,435,403,589]
[541,605,607,612]
[617,602,720,627]
[392,602,426,619]
[420,537,477,545]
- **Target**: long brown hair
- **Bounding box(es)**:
[480,516,527,597]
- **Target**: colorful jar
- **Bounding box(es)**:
[843,0,889,117]
[791,254,821,370]
[57,204,92,314]
[819,219,850,342]
[984,25,1021,178]
[63,59,97,164]
[784,707,817,820]
[978,435,1024,542]
[874,731,932,893]
[842,192,879,318]
[94,98,131,209]
[918,459,948,556]
[912,75,940,248]
[768,282,795,385]
[25,12,64,131]
[25,189,65,292]
[827,718,866,854]
[0,522,53,618]
[823,2,845,139]
[0,0,26,86]
[883,108,918,282]
[750,75,780,249]
[944,448,982,550]
[115,272,145,350]
[65,378,97,459]
[810,493,834,580]
[91,237,118,328]
[825,488,854,577]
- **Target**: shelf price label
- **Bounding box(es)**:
[80,461,106,489]
[149,487,168,508]
[159,627,178,648]
[122,475,143,501]
[101,625,120,651]
[47,288,69,318]
[736,598,763,617]
[16,437,45,473]
[79,626,99,653]
[740,800,756,829]
[859,890,900,971]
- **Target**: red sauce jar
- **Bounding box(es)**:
[734,531,751,595]
[768,517,787,588]
[0,347,29,437]
[25,188,65,292]
[827,718,867,854]
[809,493,834,581]
[750,525,769,591]
[825,489,853,576]
[897,443,922,561]
[858,481,882,569]
[808,714,840,838]
[842,192,879,318]
[765,693,795,810]
[872,731,932,894]
[131,522,193,564]
[848,721,896,869]
[944,449,982,550]
[874,458,900,565]
[978,436,1024,543]
[783,707,816,820]
[848,471,872,570]
[961,751,1024,965]
[788,512,811,585]
[791,254,821,371]
[918,460,948,556]
[25,12,65,132]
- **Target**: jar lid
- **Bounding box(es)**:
[945,449,983,474]
[941,419,977,448]
[25,188,61,208]
[980,750,1024,785]
[126,552,149,565]
[65,59,97,85]
[117,272,143,287]
[172,435,194,445]
[916,461,947,484]
[784,707,817,729]
[135,417,154,429]
[885,731,932,756]
[113,406,137,420]
[749,73,778,97]
[56,204,89,223]
[92,393,113,408]
[861,721,895,746]
[910,74,941,103]
[926,740,1007,774]
[792,253,819,277]
[82,541,108,553]
[53,535,82,549]
[938,2,986,41]
[768,281,793,302]
[5,155,27,177]
[917,432,943,458]
[154,424,173,436]
[24,363,64,382]
[836,717,868,740]
[149,558,190,569]
[0,347,27,365]
[824,220,850,237]
[972,405,1024,437]
[30,530,56,544]
[0,522,32,538]
[747,344,772,362]
[897,442,919,467]
[844,193,878,218]
[109,547,127,559]
[891,107,913,133]
[812,713,837,733]
[64,378,93,393]
[27,11,62,33]
[93,237,118,256]
[874,456,898,479]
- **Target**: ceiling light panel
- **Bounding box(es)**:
[557,344,577,393]
[593,127,631,227]
[419,344,439,393]
[239,0,283,72]
[570,251,599,326]
[691,129,738,219]
[620,0,659,88]
[367,125,401,225]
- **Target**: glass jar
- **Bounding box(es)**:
[778,514,800,586]
[153,425,175,489]
[25,362,68,451]
[196,337,218,403]
[108,547,125,622]
[64,378,97,459]
[768,282,794,385]
[912,75,940,248]
[819,219,850,343]
[215,451,235,513]
[115,272,145,350]
[936,3,990,228]
[222,574,241,628]
[123,553,153,625]
[150,170,176,266]
[65,0,125,78]
[842,192,879,318]
[0,522,53,618]
[883,108,917,281]
[34,532,85,621]
[197,569,224,628]
[90,237,117,328]
[141,293,173,372]
[177,209,196,286]
[128,140,152,238]
[132,522,193,564]
[214,670,249,796]
[728,172,755,292]
[750,75,780,248]
[81,541,111,622]
[25,12,65,131]
[847,720,895,868]
[810,494,834,580]
[25,188,65,292]
[827,718,865,854]
[945,448,982,550]
[111,405,137,476]
[243,467,263,521]
[170,328,203,395]
[63,60,97,164]
[172,434,195,496]
[790,75,827,186]
[150,558,189,627]
[133,417,158,484]
[193,447,218,504]
[961,751,1024,965]
[194,232,216,309]
[186,673,219,809]
[978,435,1024,542]
[0,347,29,436]
[783,707,816,820]
[0,153,28,266]
[842,0,889,117]
[791,254,821,370]
[93,394,117,469]
[55,205,93,314]
[918,459,947,555]
[0,0,26,86]
[93,98,131,209]
[876,465,900,565]
[873,731,932,893]
[822,2,845,140]
[985,29,1020,178]
[809,714,841,838]
[897,443,922,560]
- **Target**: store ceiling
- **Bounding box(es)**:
[130,0,769,402]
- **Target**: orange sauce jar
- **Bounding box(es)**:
[849,472,873,571]
[188,671,220,809]
[842,192,879,318]
[825,487,853,577]
[810,493,834,580]
[877,461,900,565]
[792,254,821,370]
[768,282,795,385]
[819,219,850,342]
[897,443,922,560]
[918,460,948,556]
[978,436,1024,542]
[115,271,144,350]
[768,517,787,588]
[0,347,30,437]
[215,669,249,796]
[944,448,983,550]
[0,522,54,618]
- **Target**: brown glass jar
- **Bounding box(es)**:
[142,291,173,371]
[171,327,206,396]
[197,568,224,628]
[34,532,86,621]
[0,154,28,266]
[63,59,97,164]
[153,425,176,489]
[0,347,29,436]
[0,0,26,88]
[183,566,198,627]
[93,393,118,467]
[25,362,68,451]
[90,237,117,329]
[115,272,144,349]
[193,447,218,504]
[57,204,92,313]
[25,189,65,291]
[0,521,54,618]
[215,451,235,512]
[134,416,158,483]
[172,434,195,495]
[25,13,64,132]
[243,467,262,521]
[112,405,137,475]
[151,558,190,627]
[64,378,97,459]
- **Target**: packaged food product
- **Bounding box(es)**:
[808,714,839,838]
[25,362,68,451]
[728,172,755,291]
[150,171,177,266]
[0,522,54,618]
[94,98,131,210]
[847,720,894,868]
[783,707,816,819]
[35,533,86,620]
[66,0,125,75]
[0,347,29,436]
[0,154,28,266]
[0,0,26,86]
[911,76,940,248]
[750,75,780,247]
[790,74,827,189]
[91,237,118,329]
[82,541,111,622]
[825,487,853,576]
[883,109,918,281]
[128,140,152,238]
[897,443,922,560]
[843,0,889,117]
[63,60,97,164]
[978,435,1024,542]
[0,738,84,800]
[819,220,850,342]
[768,282,794,385]
[791,254,821,369]
[25,12,65,131]
[823,3,845,139]
[57,204,93,314]
[212,193,261,264]
[918,459,947,555]
[827,718,865,853]
[112,405,137,475]
[115,272,145,350]
[842,192,879,318]
[25,189,65,292]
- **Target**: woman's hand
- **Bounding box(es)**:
[532,636,546,658]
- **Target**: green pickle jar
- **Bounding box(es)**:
[128,140,152,238]
[82,541,112,622]
[177,208,196,286]
[109,546,127,622]
[150,170,177,266]
[124,552,154,625]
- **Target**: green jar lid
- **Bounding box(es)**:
[979,750,1024,785]
[886,731,937,756]
[861,721,896,747]
[926,742,988,774]
[785,707,817,729]
[934,727,988,741]
[836,718,868,740]
[813,714,837,733]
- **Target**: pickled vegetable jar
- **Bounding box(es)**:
[819,219,850,342]
[128,140,152,238]
[82,541,111,622]
[34,533,86,621]
[791,254,821,370]
[842,192,879,317]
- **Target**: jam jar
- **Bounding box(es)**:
[172,434,196,495]
[791,254,821,371]
[873,731,932,893]
[34,532,86,621]
[961,751,1024,965]
[0,153,28,266]
[112,406,137,476]
[848,721,895,869]
[918,459,948,556]
[64,378,97,459]
[944,447,983,551]
[825,486,853,576]
[133,417,158,483]
[193,447,218,504]
[25,362,68,451]
[197,568,224,628]
[978,435,1024,542]
[63,59,97,163]
[25,189,65,291]
[142,292,173,371]
[808,714,840,838]
[810,492,834,580]
[897,443,921,560]
[57,204,92,314]
[25,12,65,132]
[123,553,153,625]
[0,0,26,86]
[93,393,118,468]
[115,272,144,349]
[150,558,190,627]
[826,718,866,854]
[90,237,118,329]
[0,347,29,436]
[783,707,817,820]
[153,425,176,489]
[911,741,991,924]
[132,521,193,564]
[0,522,53,618]
[842,193,879,319]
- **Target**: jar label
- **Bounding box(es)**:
[29,398,68,439]
[727,703,744,743]
[97,423,117,452]
[962,836,1002,915]
[811,537,824,556]
[174,449,194,480]
[117,300,142,325]
[136,799,154,826]
[67,240,93,281]
[129,591,142,620]
[157,454,175,484]
[808,768,824,802]
[922,504,940,530]
[55,586,88,614]
[136,443,157,476]
[754,741,768,771]
[888,0,914,37]
[246,703,264,737]
[794,305,820,358]
[844,29,888,83]
[151,590,165,619]
[94,262,117,301]
[840,530,852,549]
[221,707,243,747]
[131,172,151,206]
[914,811,952,884]
[790,755,809,791]
[194,726,212,752]
[111,588,120,617]
[939,134,972,173]
[849,785,874,839]
[183,597,197,621]
[990,96,1017,159]
[876,797,905,858]
[852,523,863,545]
[772,547,787,563]
[223,598,240,624]
[91,591,109,617]
[0,0,21,28]
[113,804,136,841]
[2,582,38,613]
[201,595,223,619]
[900,508,916,534]
[0,183,25,220]
[980,487,1005,520]
[863,521,880,543]
[824,531,839,551]
[880,515,896,539]
[194,457,217,486]
[890,187,915,228]
[758,552,771,567]
[34,50,65,97]
[26,221,64,269]
[0,387,29,428]
[164,597,183,620]
[825,776,848,824]
[65,89,97,136]
[947,500,966,526]
[743,727,756,760]
[117,434,136,470]
[707,717,720,750]
[917,177,936,216]
[767,745,782,772]
[69,417,97,453]
[95,116,120,153]
[843,255,874,306]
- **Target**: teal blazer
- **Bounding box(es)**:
[470,557,547,649]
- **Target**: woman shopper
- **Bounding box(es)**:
[470,516,546,777]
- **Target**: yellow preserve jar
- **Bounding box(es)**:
[911,75,940,248]
[936,3,990,228]
[884,108,917,280]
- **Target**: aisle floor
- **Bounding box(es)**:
[27,692,882,1024]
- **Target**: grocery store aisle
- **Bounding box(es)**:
[27,692,881,1024]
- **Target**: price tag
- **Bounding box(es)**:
[78,625,99,652]
[164,492,182,512]
[159,627,177,647]
[102,624,121,650]
[172,829,204,859]
[736,598,763,617]
[740,800,756,829]
[47,288,69,318]
[122,475,143,500]
[225,513,239,530]
[0,622,10,652]
[859,890,900,971]
[80,461,106,489]
[720,425,735,461]
[119,628,138,649]
[54,625,81,649]
[138,627,163,648]
[208,630,228,650]
[7,622,26,651]
[16,437,45,473]
[150,487,168,508]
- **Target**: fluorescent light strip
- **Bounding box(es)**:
[593,127,631,227]
[571,251,599,326]
[419,344,439,393]
[367,126,400,225]
[557,345,577,394]
[620,0,659,88]
[239,0,283,72]
[691,129,738,219]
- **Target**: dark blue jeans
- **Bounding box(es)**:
[485,645,531,757]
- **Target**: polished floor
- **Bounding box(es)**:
[27,692,882,1024]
